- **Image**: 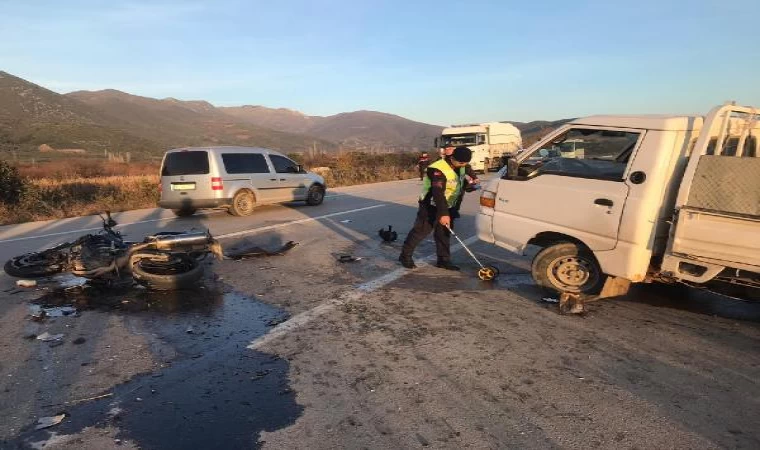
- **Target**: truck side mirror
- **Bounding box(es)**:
[506,158,519,179]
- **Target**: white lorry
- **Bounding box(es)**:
[436,122,522,172]
[476,102,760,300]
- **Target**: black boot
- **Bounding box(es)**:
[398,254,417,269]
[436,260,460,271]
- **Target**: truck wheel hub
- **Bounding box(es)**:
[551,257,592,287]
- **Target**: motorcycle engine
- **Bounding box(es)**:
[71,235,119,273]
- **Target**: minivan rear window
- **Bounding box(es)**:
[221,153,270,174]
[161,151,209,176]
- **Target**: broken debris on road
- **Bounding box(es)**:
[35,414,65,430]
[226,241,299,260]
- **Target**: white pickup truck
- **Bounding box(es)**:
[476,102,760,300]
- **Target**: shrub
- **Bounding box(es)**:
[0,160,26,205]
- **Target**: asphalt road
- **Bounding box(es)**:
[1,177,759,449]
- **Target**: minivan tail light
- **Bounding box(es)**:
[480,191,496,209]
[211,177,223,191]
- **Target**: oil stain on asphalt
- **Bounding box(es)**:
[7,280,302,450]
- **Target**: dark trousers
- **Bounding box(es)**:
[418,168,425,180]
[401,203,454,262]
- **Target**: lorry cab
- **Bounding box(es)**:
[437,122,522,172]
[477,103,760,299]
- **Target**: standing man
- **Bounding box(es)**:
[417,152,431,181]
[441,145,479,186]
[399,146,473,271]
[440,145,480,219]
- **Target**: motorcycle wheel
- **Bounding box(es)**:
[4,253,64,278]
[132,254,205,290]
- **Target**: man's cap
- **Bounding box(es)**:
[452,146,472,163]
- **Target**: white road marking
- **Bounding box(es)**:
[248,235,479,350]
[0,204,387,245]
[0,215,182,244]
[216,204,386,240]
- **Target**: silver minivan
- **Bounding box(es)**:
[158,146,326,217]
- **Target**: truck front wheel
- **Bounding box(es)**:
[531,242,606,295]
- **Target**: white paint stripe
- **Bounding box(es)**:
[216,204,386,240]
[0,204,387,245]
[0,215,182,245]
[248,235,479,350]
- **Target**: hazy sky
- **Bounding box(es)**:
[2,0,759,125]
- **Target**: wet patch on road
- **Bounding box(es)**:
[7,280,303,450]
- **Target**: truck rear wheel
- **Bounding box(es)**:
[531,242,606,295]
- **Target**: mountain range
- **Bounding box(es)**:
[0,71,567,160]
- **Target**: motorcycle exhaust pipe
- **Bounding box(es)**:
[148,231,224,260]
[150,231,211,249]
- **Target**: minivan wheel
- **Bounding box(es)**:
[173,208,197,217]
[229,190,255,216]
[306,185,325,206]
[531,242,606,295]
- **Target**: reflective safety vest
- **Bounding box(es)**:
[420,159,465,208]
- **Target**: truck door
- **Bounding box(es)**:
[492,127,643,253]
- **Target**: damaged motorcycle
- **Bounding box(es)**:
[4,211,224,290]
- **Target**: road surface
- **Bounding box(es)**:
[1,177,759,449]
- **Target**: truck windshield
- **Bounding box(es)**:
[441,133,482,147]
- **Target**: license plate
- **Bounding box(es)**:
[171,183,196,191]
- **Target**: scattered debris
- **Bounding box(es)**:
[22,331,38,340]
[541,297,559,303]
[251,369,271,381]
[378,225,398,242]
[29,305,78,320]
[226,241,299,260]
[30,309,47,322]
[16,279,37,288]
[73,337,86,345]
[558,292,585,315]
[339,219,353,224]
[186,326,194,334]
[35,414,66,430]
[266,317,288,327]
[75,392,112,405]
[338,255,362,263]
[36,332,65,342]
[49,340,64,348]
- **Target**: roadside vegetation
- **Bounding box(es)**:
[0,152,421,225]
